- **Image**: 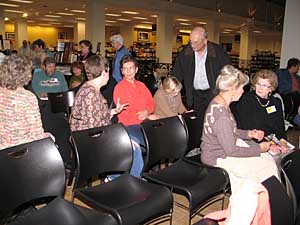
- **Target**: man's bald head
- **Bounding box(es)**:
[190,26,208,53]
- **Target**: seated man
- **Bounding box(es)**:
[276,57,300,115]
[113,55,155,177]
[32,57,68,98]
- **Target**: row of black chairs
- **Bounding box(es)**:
[0,116,229,225]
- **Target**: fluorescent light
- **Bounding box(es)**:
[142,21,154,24]
[70,9,86,13]
[40,18,59,22]
[4,9,23,13]
[105,13,121,17]
[176,18,189,22]
[4,17,9,21]
[9,0,33,3]
[252,30,262,33]
[224,29,233,32]
[56,12,74,16]
[197,21,207,25]
[117,18,131,21]
[27,20,35,22]
[135,25,152,30]
[106,20,117,23]
[39,24,50,26]
[151,15,157,18]
[179,29,191,34]
[64,25,74,27]
[45,14,61,18]
[0,2,19,7]
[49,22,62,25]
[179,22,191,26]
[22,12,28,17]
[121,11,139,15]
[222,31,230,34]
[76,17,86,20]
[133,17,147,20]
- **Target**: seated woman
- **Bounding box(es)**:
[70,55,126,132]
[0,54,49,150]
[231,69,288,153]
[201,65,279,194]
[150,76,186,119]
[69,61,86,91]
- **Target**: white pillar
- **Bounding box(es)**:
[206,21,220,44]
[86,0,105,55]
[239,26,254,62]
[15,19,28,49]
[74,21,86,44]
[280,0,300,68]
[0,7,5,39]
[156,12,173,63]
[120,23,134,48]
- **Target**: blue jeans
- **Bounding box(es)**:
[109,125,144,179]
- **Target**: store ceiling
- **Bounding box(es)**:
[1,0,284,36]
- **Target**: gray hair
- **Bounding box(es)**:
[216,65,249,91]
[110,34,124,46]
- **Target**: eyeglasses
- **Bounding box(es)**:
[255,83,271,89]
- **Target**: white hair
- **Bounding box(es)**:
[110,34,124,46]
[216,65,249,91]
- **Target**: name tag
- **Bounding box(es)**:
[266,105,276,114]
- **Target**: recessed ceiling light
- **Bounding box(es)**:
[179,22,191,25]
[224,29,233,32]
[133,17,147,20]
[197,21,207,25]
[9,0,33,3]
[142,21,154,24]
[0,3,19,7]
[105,13,121,17]
[135,25,152,30]
[222,31,230,34]
[179,29,191,34]
[252,30,262,33]
[70,9,86,13]
[4,17,9,21]
[76,17,86,20]
[56,12,74,16]
[45,14,61,18]
[121,11,139,15]
[151,15,157,18]
[117,18,131,21]
[22,12,28,17]
[176,18,189,22]
[64,8,69,11]
[4,9,23,13]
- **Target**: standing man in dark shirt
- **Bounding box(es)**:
[174,26,231,138]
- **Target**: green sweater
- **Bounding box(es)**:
[32,70,68,95]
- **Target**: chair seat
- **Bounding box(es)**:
[16,197,117,225]
[75,174,173,225]
[142,159,228,211]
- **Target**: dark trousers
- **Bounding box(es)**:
[192,89,214,139]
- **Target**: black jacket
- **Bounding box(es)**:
[173,41,231,108]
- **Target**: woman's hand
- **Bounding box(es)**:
[110,98,128,116]
[148,114,160,120]
[269,144,281,154]
[249,129,264,141]
[279,139,289,153]
[136,109,150,121]
[259,141,271,152]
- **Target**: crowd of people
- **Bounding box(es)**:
[1,25,299,201]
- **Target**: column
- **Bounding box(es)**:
[156,12,173,64]
[15,19,28,49]
[239,26,254,66]
[120,23,134,48]
[280,0,300,68]
[74,21,86,44]
[0,7,5,39]
[206,20,220,44]
[86,0,105,55]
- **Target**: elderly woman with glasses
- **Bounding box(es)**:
[231,69,288,154]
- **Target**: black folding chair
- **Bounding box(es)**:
[262,176,294,225]
[141,116,229,225]
[48,90,75,117]
[0,137,116,225]
[71,123,173,225]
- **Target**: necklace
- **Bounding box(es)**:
[255,95,270,107]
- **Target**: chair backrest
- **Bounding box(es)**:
[262,176,294,225]
[71,123,133,188]
[181,111,202,151]
[48,91,75,114]
[281,150,300,207]
[0,138,66,216]
[141,116,188,172]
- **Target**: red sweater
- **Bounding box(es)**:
[113,79,155,126]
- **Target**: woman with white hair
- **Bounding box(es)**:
[201,65,279,194]
[110,34,131,83]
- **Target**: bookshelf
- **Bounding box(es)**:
[249,51,280,74]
